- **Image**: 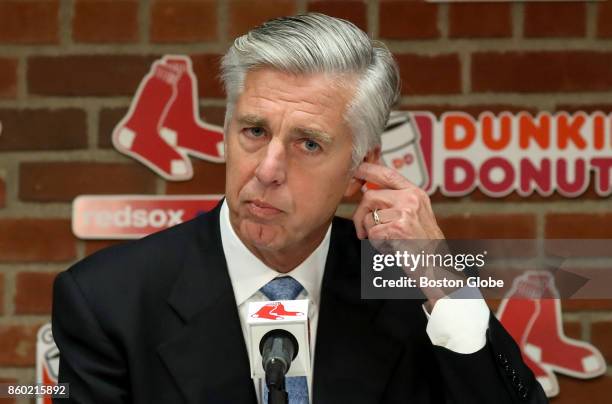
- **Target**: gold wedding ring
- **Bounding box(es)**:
[372,208,381,226]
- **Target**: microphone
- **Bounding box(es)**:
[247,300,311,399]
[260,329,299,401]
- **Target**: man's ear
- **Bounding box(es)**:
[364,146,381,165]
[343,146,382,197]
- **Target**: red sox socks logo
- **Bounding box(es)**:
[496,272,606,397]
[112,55,224,181]
[251,302,305,320]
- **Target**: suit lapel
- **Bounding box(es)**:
[312,218,404,403]
[157,203,257,404]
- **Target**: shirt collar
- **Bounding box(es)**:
[219,199,331,309]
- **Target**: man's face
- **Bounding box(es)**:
[225,68,357,254]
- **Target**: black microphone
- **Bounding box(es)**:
[259,329,299,404]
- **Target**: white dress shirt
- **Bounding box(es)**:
[219,199,489,403]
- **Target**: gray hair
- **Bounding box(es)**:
[220,13,400,169]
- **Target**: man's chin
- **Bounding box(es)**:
[241,220,284,250]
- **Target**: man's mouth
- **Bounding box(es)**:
[246,199,283,218]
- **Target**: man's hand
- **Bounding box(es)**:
[352,162,444,241]
[352,161,449,308]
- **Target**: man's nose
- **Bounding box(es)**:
[255,139,287,186]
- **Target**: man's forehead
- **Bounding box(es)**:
[233,69,355,137]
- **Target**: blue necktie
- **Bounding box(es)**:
[260,277,309,404]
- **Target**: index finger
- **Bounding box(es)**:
[353,162,414,191]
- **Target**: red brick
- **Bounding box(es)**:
[98,107,128,148]
[469,172,604,202]
[28,55,159,96]
[15,272,60,314]
[73,0,139,43]
[449,2,512,38]
[84,240,125,256]
[228,0,297,38]
[554,374,612,404]
[591,321,612,364]
[307,1,367,32]
[546,213,612,239]
[379,1,438,39]
[200,106,227,127]
[150,0,217,43]
[525,2,586,38]
[487,298,501,312]
[396,53,461,95]
[190,54,225,98]
[0,324,42,366]
[0,378,16,404]
[438,214,536,239]
[166,160,225,195]
[557,104,612,114]
[563,321,581,340]
[398,104,539,118]
[19,162,157,202]
[472,51,612,93]
[0,177,5,209]
[428,190,456,204]
[562,299,612,311]
[0,58,17,98]
[0,274,4,315]
[597,1,612,38]
[0,0,59,44]
[0,108,87,151]
[0,219,76,262]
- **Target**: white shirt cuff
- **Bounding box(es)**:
[421,287,490,354]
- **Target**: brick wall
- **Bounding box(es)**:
[0,0,611,402]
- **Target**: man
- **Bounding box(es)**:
[52,13,547,403]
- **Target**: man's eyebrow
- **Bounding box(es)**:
[236,114,268,127]
[236,114,334,144]
[293,127,334,145]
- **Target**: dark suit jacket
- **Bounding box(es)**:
[52,200,548,403]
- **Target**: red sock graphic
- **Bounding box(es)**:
[112,62,192,180]
[270,302,304,317]
[497,274,559,396]
[160,56,225,162]
[251,303,283,320]
[524,281,605,378]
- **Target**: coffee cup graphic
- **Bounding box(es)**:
[381,111,429,189]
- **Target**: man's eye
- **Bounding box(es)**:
[245,127,266,138]
[303,139,321,152]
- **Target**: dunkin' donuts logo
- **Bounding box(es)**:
[403,111,612,198]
